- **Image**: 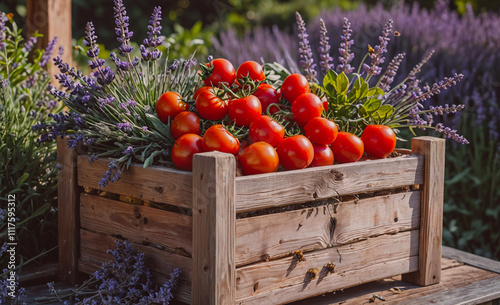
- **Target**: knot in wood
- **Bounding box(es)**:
[154,186,164,194]
[330,170,344,181]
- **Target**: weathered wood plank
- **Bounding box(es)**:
[80,193,192,256]
[77,155,193,208]
[235,154,424,212]
[79,229,192,304]
[57,137,80,284]
[192,152,236,305]
[235,230,420,303]
[443,246,500,274]
[235,191,421,267]
[403,137,445,286]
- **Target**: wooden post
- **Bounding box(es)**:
[57,137,80,284]
[402,136,446,286]
[192,152,236,305]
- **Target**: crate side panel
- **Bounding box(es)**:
[235,191,420,266]
[80,193,192,256]
[77,155,192,208]
[235,155,423,212]
[235,230,419,302]
[79,229,191,303]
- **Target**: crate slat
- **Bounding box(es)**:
[77,155,193,208]
[80,193,192,256]
[235,230,420,304]
[235,155,424,212]
[235,191,420,266]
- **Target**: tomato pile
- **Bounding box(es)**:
[156,58,397,175]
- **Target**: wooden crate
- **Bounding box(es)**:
[57,136,445,305]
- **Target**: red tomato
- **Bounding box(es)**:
[276,135,314,170]
[171,134,203,171]
[331,132,364,163]
[155,92,188,123]
[361,125,397,158]
[249,115,285,147]
[254,84,280,114]
[228,95,262,127]
[239,142,279,175]
[281,73,310,103]
[202,124,240,155]
[291,93,324,126]
[195,90,227,121]
[310,144,334,167]
[304,117,338,145]
[203,58,236,87]
[193,86,212,101]
[236,61,265,82]
[170,111,201,140]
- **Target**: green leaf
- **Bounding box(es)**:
[335,72,350,96]
[143,150,162,168]
[361,98,382,116]
[374,105,394,119]
[366,87,384,97]
[16,172,30,186]
[323,69,338,97]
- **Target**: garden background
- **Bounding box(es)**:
[1,0,499,272]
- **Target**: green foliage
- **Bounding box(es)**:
[0,14,59,267]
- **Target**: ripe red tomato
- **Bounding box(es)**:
[249,115,284,147]
[170,111,201,140]
[361,125,397,158]
[155,92,188,123]
[203,58,236,87]
[195,90,227,121]
[202,124,240,155]
[281,73,310,103]
[228,95,262,127]
[239,142,279,175]
[171,134,203,171]
[331,132,364,163]
[236,61,265,82]
[310,144,334,167]
[193,86,212,101]
[276,135,314,170]
[304,117,338,145]
[254,84,280,114]
[291,93,324,126]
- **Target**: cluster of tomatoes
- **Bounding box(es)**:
[155,58,397,175]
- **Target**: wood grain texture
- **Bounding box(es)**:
[77,155,193,208]
[235,191,421,267]
[192,152,236,305]
[235,154,424,213]
[79,229,192,304]
[57,137,80,284]
[403,137,445,286]
[443,246,500,274]
[80,193,192,256]
[235,230,420,304]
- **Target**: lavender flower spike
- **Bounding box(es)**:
[296,12,317,81]
[22,36,38,53]
[114,0,134,55]
[144,6,163,48]
[435,123,469,144]
[363,19,393,77]
[318,19,333,75]
[0,13,8,50]
[337,18,355,74]
[379,52,405,92]
[40,36,58,67]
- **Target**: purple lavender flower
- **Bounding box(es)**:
[85,22,106,70]
[363,19,393,77]
[123,146,134,155]
[336,18,355,74]
[96,66,115,86]
[67,134,85,149]
[379,53,405,92]
[318,19,333,75]
[435,123,469,144]
[89,153,98,163]
[429,104,465,115]
[117,122,133,132]
[39,36,58,67]
[114,0,134,55]
[140,45,162,61]
[22,36,37,53]
[118,99,136,115]
[415,73,464,103]
[144,6,163,47]
[98,96,116,107]
[141,126,148,131]
[0,13,8,50]
[296,12,317,81]
[99,161,117,188]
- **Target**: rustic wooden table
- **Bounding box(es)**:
[22,246,500,305]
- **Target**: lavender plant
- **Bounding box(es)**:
[35,0,200,188]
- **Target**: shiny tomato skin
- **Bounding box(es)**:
[236,61,265,82]
[239,142,279,175]
[310,144,334,167]
[193,86,212,101]
[171,134,203,171]
[304,117,338,145]
[170,111,201,140]
[228,95,262,127]
[276,135,314,170]
[202,124,240,155]
[254,84,280,114]
[291,93,324,126]
[204,58,236,87]
[249,115,285,147]
[195,90,227,121]
[361,125,397,158]
[281,73,310,103]
[331,132,364,163]
[156,92,188,123]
